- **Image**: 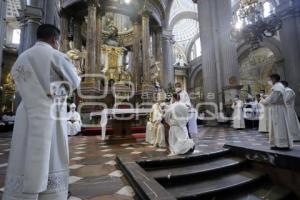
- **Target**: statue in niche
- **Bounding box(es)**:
[101,14,132,84]
[104,15,119,47]
[175,55,186,67]
[120,65,132,82]
[152,61,161,88]
[66,41,86,75]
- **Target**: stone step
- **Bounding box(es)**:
[148,156,246,180]
[139,149,230,170]
[165,169,267,199]
[221,184,295,200]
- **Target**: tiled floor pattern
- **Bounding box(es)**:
[0,127,299,199]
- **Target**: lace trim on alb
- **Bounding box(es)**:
[5,170,69,194]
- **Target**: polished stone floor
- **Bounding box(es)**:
[0,127,299,199]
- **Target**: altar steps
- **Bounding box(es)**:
[146,156,247,181]
[137,150,295,200]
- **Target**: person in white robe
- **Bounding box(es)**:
[261,74,293,150]
[67,103,82,136]
[3,24,81,200]
[145,113,154,144]
[258,93,269,133]
[151,102,166,148]
[165,93,195,156]
[188,108,198,137]
[281,81,300,141]
[231,96,245,129]
[175,82,193,138]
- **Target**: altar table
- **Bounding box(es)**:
[90,109,152,140]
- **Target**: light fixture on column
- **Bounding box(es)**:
[124,0,131,4]
[231,0,282,49]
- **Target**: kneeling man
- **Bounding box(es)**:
[165,93,195,156]
[67,103,82,136]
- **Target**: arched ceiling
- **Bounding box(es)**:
[172,18,199,42]
[169,0,197,23]
[168,0,200,61]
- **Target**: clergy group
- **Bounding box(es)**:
[231,74,300,150]
[146,82,196,156]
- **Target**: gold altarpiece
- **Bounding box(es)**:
[102,45,131,82]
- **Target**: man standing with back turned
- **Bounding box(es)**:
[3,24,81,199]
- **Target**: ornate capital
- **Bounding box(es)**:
[18,5,43,25]
[152,25,162,33]
[142,10,152,17]
[87,0,100,8]
[131,16,142,24]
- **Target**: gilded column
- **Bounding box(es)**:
[96,9,103,74]
[132,17,142,87]
[86,0,98,74]
[278,0,300,114]
[142,10,151,83]
[60,13,69,52]
[73,18,82,50]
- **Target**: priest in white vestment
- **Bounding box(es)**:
[261,74,293,150]
[282,81,300,141]
[258,93,269,133]
[165,93,195,156]
[175,82,194,138]
[151,102,166,148]
[145,113,154,144]
[188,108,198,137]
[231,96,245,129]
[67,103,82,136]
[3,24,81,200]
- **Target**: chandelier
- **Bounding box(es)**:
[231,0,282,49]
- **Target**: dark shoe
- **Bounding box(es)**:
[186,146,195,154]
[271,146,291,151]
[68,191,72,199]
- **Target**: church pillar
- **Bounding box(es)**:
[141,10,151,83]
[86,0,98,75]
[96,9,103,74]
[216,0,240,90]
[0,0,6,79]
[194,0,219,113]
[194,0,240,120]
[132,18,142,87]
[18,1,43,54]
[278,0,300,114]
[155,27,164,86]
[73,18,82,50]
[60,14,69,52]
[162,29,175,89]
[43,0,60,27]
[151,31,156,58]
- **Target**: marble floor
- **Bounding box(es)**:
[0,127,299,199]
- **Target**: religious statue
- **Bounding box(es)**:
[150,61,161,87]
[120,66,132,82]
[104,15,119,47]
[101,17,132,83]
[66,41,86,75]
